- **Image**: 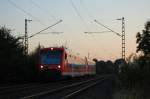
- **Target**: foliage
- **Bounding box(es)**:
[120,55,150,94]
[0,26,40,83]
[136,21,150,57]
[27,44,41,81]
[94,59,117,74]
[0,26,26,82]
[119,21,150,95]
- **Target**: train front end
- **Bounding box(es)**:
[39,47,64,80]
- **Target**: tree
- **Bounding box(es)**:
[27,44,42,81]
[0,26,26,82]
[136,21,150,57]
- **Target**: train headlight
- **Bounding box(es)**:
[51,48,54,50]
[58,65,61,68]
[41,65,44,69]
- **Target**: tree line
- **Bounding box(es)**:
[0,27,39,84]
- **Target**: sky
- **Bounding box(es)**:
[0,0,150,61]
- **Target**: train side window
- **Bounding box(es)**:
[65,53,67,59]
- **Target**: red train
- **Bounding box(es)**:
[38,47,95,79]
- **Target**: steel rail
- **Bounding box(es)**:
[0,83,39,90]
[0,83,52,95]
[61,78,106,99]
[22,75,110,99]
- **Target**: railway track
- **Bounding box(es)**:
[22,75,110,99]
[0,82,41,92]
[0,76,98,99]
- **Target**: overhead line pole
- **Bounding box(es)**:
[85,18,126,60]
[117,17,125,60]
[24,19,62,56]
[24,19,32,55]
[95,18,126,60]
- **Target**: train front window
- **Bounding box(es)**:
[40,50,62,65]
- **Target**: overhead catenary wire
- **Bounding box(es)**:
[28,20,62,38]
[69,0,90,31]
[79,0,94,21]
[8,0,63,34]
[94,20,121,37]
[7,0,46,27]
[78,0,114,59]
[30,0,57,21]
[80,0,118,59]
[92,19,125,60]
[79,1,123,59]
[85,31,112,34]
[29,0,59,33]
[38,32,63,34]
[79,0,94,24]
[79,0,120,36]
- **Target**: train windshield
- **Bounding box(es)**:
[40,50,62,65]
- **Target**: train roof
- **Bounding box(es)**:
[40,47,65,51]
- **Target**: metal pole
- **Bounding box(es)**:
[24,19,32,55]
[25,19,27,55]
[87,18,126,60]
[117,17,125,60]
[122,17,125,60]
